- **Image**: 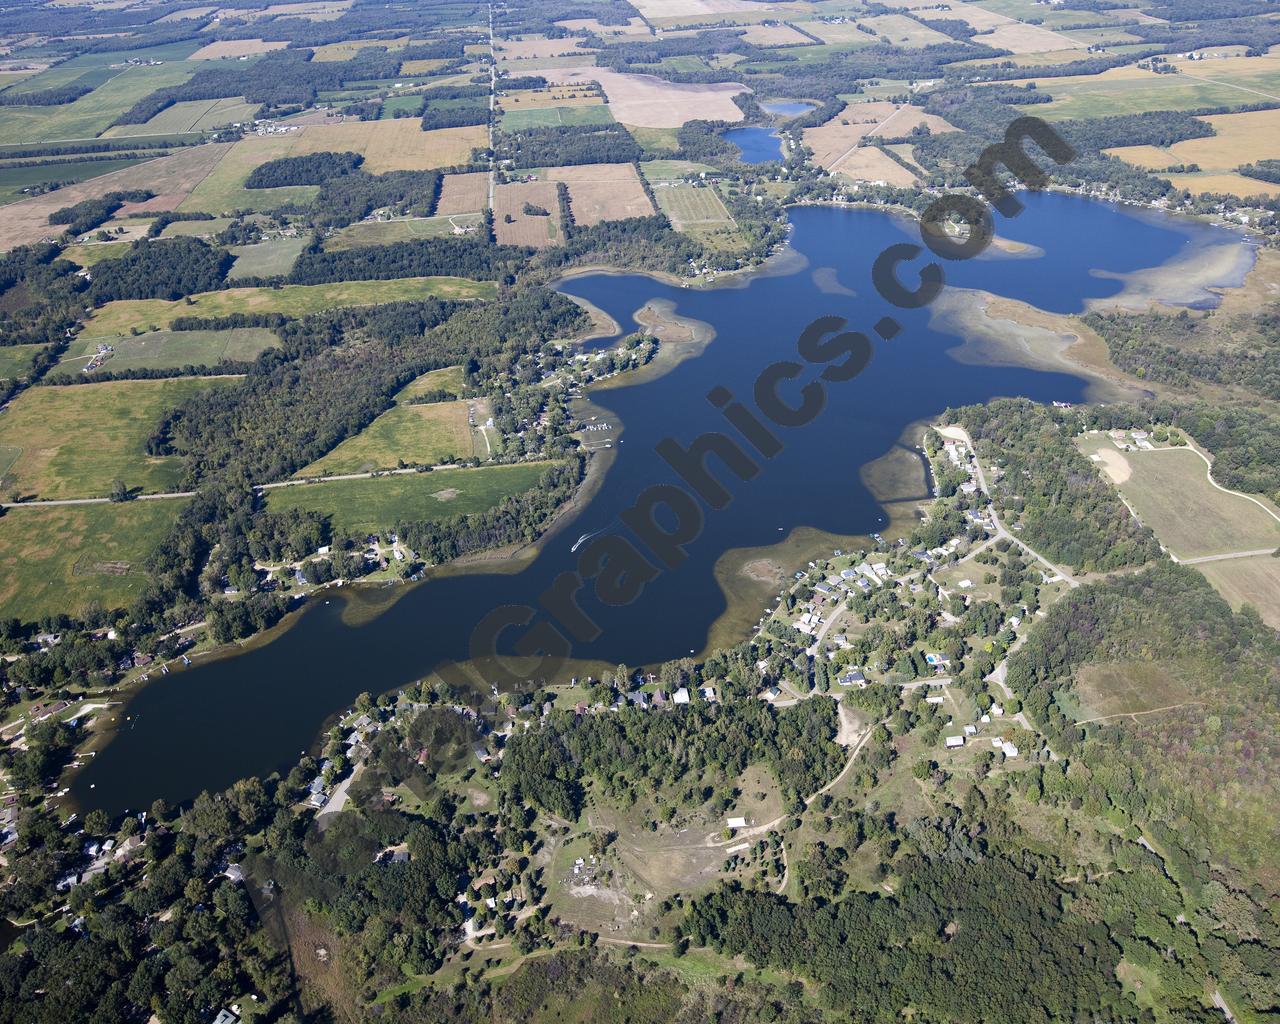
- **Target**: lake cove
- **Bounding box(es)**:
[723,125,785,164]
[71,194,1251,814]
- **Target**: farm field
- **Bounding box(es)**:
[0,155,151,205]
[61,241,132,267]
[0,377,228,500]
[500,105,614,130]
[739,22,813,46]
[0,344,43,380]
[290,120,486,172]
[493,181,562,247]
[85,277,495,336]
[398,365,465,399]
[227,236,310,279]
[1078,435,1280,560]
[104,96,260,137]
[323,215,484,250]
[0,61,195,143]
[296,401,475,477]
[499,85,603,111]
[177,135,317,214]
[542,162,654,225]
[651,180,734,229]
[434,171,488,215]
[58,328,278,375]
[188,39,288,60]
[803,101,955,170]
[266,461,554,535]
[832,146,917,185]
[537,66,747,128]
[857,14,954,47]
[1194,554,1280,629]
[160,216,234,238]
[0,499,187,620]
[495,35,595,61]
[0,143,229,250]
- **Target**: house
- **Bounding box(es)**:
[672,687,690,705]
[700,686,716,702]
[945,735,965,749]
[1001,741,1019,758]
[765,685,782,700]
[213,1010,240,1024]
[963,724,977,736]
[839,670,865,687]
[472,742,492,764]
[726,816,747,830]
[924,653,950,668]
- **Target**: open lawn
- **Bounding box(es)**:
[85,276,495,336]
[0,344,42,381]
[104,96,260,137]
[493,181,562,247]
[0,378,228,499]
[1078,435,1280,559]
[296,402,475,476]
[323,215,484,249]
[0,499,186,620]
[226,236,310,279]
[1194,554,1280,630]
[57,328,278,375]
[0,61,196,143]
[266,461,554,534]
[290,120,486,172]
[542,162,654,225]
[61,240,132,267]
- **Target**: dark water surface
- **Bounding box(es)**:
[71,194,1247,813]
[724,126,785,163]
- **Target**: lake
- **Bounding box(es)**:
[763,101,817,117]
[70,194,1250,814]
[724,126,785,163]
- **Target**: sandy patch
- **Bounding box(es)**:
[432,488,460,501]
[537,66,748,128]
[189,39,288,60]
[0,143,230,252]
[1095,447,1132,485]
[1086,235,1257,312]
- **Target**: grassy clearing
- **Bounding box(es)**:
[295,402,474,477]
[1194,554,1280,630]
[397,365,464,399]
[0,378,228,500]
[1078,435,1280,559]
[85,277,495,337]
[1072,659,1201,722]
[500,105,614,131]
[323,215,483,250]
[0,498,186,620]
[266,461,553,534]
[61,241,133,267]
[227,236,310,279]
[59,328,277,375]
[0,344,42,380]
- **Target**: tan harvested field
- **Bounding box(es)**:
[311,36,408,61]
[1195,555,1280,630]
[542,163,654,225]
[804,102,955,170]
[494,181,562,247]
[538,66,747,128]
[0,143,229,251]
[832,146,917,185]
[216,0,352,21]
[1105,108,1280,196]
[496,35,595,60]
[857,14,953,47]
[435,171,489,214]
[556,16,651,36]
[739,22,814,46]
[399,57,450,74]
[797,20,874,44]
[629,0,804,19]
[189,38,288,59]
[290,120,486,172]
[500,85,602,109]
[977,22,1085,53]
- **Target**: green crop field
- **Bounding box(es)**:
[501,105,614,130]
[0,498,186,620]
[104,96,260,137]
[0,344,42,381]
[58,328,278,375]
[0,62,197,143]
[652,181,735,227]
[62,241,132,267]
[227,236,310,279]
[296,402,475,476]
[84,276,496,337]
[0,155,150,204]
[0,377,229,500]
[266,461,554,535]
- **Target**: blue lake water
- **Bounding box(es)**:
[724,126,785,163]
[70,193,1249,813]
[763,101,817,117]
